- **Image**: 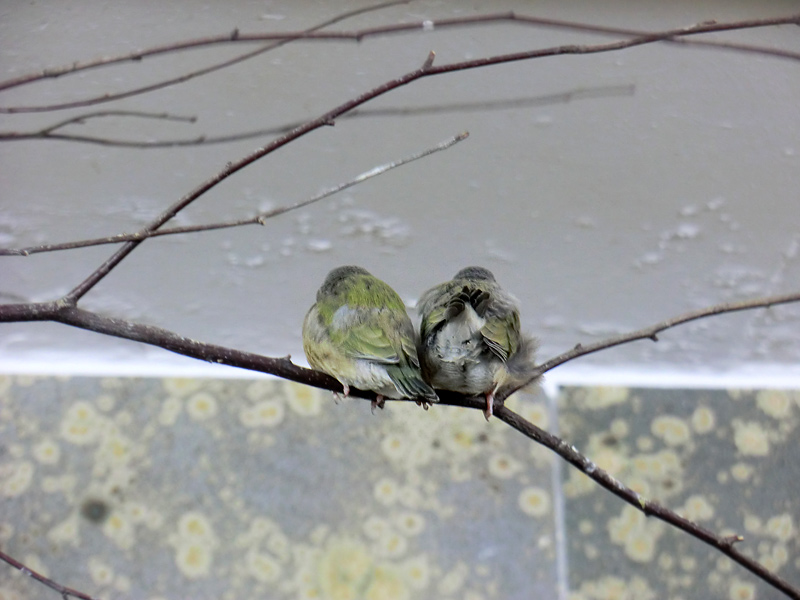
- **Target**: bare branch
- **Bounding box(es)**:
[0,85,632,148]
[0,547,100,600]
[1,12,797,112]
[489,404,800,600]
[2,293,799,598]
[0,132,469,256]
[0,0,412,113]
[533,291,800,377]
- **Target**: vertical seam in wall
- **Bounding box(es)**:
[547,384,570,600]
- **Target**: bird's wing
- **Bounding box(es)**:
[480,304,520,362]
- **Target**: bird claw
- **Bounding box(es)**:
[414,399,431,410]
[484,392,494,421]
[332,383,351,404]
[371,395,386,414]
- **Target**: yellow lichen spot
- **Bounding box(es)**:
[610,418,629,438]
[636,436,654,451]
[743,513,762,534]
[246,550,281,583]
[381,434,408,460]
[32,439,61,465]
[728,579,756,600]
[680,556,696,571]
[651,415,691,446]
[48,515,79,545]
[518,402,549,429]
[691,406,715,434]
[373,478,399,505]
[0,522,14,541]
[101,432,132,464]
[60,401,101,445]
[682,495,714,521]
[732,421,769,456]
[730,463,753,482]
[186,392,218,420]
[658,553,674,570]
[103,513,135,549]
[0,460,34,497]
[402,555,430,590]
[178,512,216,542]
[437,562,468,595]
[318,538,373,600]
[365,565,409,600]
[240,400,285,427]
[582,387,629,409]
[95,394,116,412]
[563,470,595,498]
[363,516,390,540]
[765,514,794,542]
[88,557,114,585]
[624,531,657,563]
[756,390,792,419]
[518,486,551,517]
[176,543,212,579]
[163,378,203,397]
[245,380,275,401]
[488,453,523,479]
[377,531,408,559]
[286,382,323,416]
[579,520,594,535]
[394,512,425,536]
[158,397,182,426]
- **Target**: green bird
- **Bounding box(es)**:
[303,265,438,410]
[418,266,538,420]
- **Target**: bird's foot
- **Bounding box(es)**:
[371,395,386,414]
[484,392,494,421]
[332,383,351,404]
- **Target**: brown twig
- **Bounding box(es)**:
[0,0,412,113]
[0,84,633,148]
[1,293,799,598]
[1,12,797,113]
[0,132,468,256]
[0,547,100,600]
[531,291,800,380]
[488,404,800,600]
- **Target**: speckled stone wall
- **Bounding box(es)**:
[1,377,798,599]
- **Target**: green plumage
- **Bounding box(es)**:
[303,266,437,403]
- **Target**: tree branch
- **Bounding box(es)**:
[489,404,800,600]
[0,132,468,256]
[1,12,797,113]
[0,85,633,148]
[0,547,99,600]
[0,0,412,112]
[1,293,799,598]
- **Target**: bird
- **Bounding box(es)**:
[303,265,438,411]
[417,266,538,420]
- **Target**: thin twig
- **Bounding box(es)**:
[488,404,800,600]
[1,12,797,112]
[0,0,412,113]
[0,547,100,600]
[0,132,469,256]
[0,85,633,148]
[55,16,800,304]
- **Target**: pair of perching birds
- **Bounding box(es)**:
[302,265,538,419]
